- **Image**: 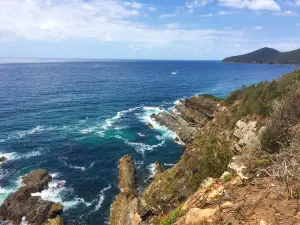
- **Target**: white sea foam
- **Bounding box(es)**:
[125,140,165,154]
[80,106,141,135]
[0,150,42,163]
[164,163,175,167]
[31,178,92,210]
[1,125,58,143]
[92,184,112,212]
[137,132,145,137]
[147,163,156,178]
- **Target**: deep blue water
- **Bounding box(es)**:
[0,61,299,224]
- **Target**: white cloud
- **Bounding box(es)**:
[159,13,177,19]
[186,0,213,8]
[274,10,297,16]
[199,13,213,17]
[255,26,263,30]
[218,10,234,15]
[165,23,181,29]
[149,7,156,11]
[124,1,143,9]
[219,0,280,11]
[0,0,245,48]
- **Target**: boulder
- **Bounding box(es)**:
[0,156,7,163]
[185,208,218,224]
[0,169,63,225]
[43,217,64,225]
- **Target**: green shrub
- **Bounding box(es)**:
[160,207,185,225]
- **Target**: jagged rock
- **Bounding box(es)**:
[43,217,64,225]
[110,155,138,225]
[233,120,260,149]
[185,208,218,224]
[118,155,137,198]
[0,156,7,163]
[151,95,219,142]
[182,178,224,210]
[0,169,63,225]
[228,156,251,180]
[22,169,52,192]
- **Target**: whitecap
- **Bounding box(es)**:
[1,125,57,143]
[137,132,145,137]
[0,150,42,163]
[80,106,141,135]
[91,184,112,212]
[125,140,165,154]
[68,165,86,172]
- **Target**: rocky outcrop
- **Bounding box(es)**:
[150,95,219,142]
[110,155,138,225]
[0,169,64,225]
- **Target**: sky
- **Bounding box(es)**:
[0,0,300,60]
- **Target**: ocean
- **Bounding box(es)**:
[0,60,298,224]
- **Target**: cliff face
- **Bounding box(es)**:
[110,70,300,225]
[0,169,64,225]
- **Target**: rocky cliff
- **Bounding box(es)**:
[110,70,300,225]
[0,169,64,225]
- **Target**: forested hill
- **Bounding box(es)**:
[223,47,300,64]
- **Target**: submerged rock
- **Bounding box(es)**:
[0,169,64,225]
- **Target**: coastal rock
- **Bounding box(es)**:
[151,95,219,142]
[110,155,139,225]
[0,156,7,163]
[22,169,52,192]
[0,169,63,225]
[43,217,64,225]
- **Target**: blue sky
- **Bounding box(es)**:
[0,0,300,60]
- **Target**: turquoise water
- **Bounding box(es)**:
[0,60,298,224]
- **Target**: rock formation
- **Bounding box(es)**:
[110,155,138,225]
[150,95,219,142]
[0,169,64,225]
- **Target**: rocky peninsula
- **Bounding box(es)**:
[110,70,300,225]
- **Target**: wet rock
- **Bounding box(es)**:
[0,169,63,225]
[151,95,219,143]
[0,156,7,163]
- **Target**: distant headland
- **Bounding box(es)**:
[223,47,300,65]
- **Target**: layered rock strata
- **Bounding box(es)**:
[150,95,219,142]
